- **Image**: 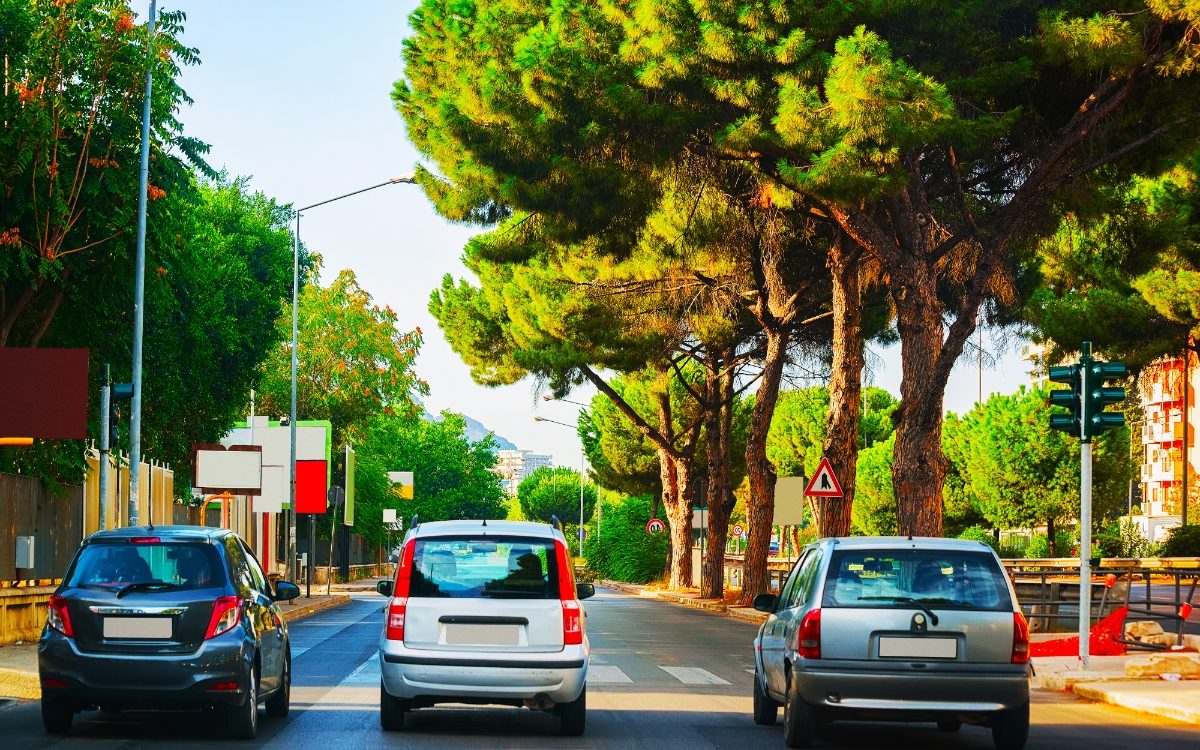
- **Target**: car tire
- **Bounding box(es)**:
[752,669,778,726]
[558,686,586,736]
[227,665,259,740]
[41,697,73,735]
[380,680,408,731]
[937,719,962,732]
[783,671,817,749]
[991,702,1030,750]
[265,659,290,718]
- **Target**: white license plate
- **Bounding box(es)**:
[104,617,172,639]
[445,623,519,646]
[878,636,957,659]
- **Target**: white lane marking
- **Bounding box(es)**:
[744,668,755,674]
[340,654,381,686]
[587,665,633,684]
[659,666,731,685]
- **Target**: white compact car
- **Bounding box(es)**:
[377,519,593,735]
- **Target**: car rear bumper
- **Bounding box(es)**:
[379,643,588,704]
[38,630,251,708]
[796,661,1030,717]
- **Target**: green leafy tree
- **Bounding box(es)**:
[584,494,669,583]
[517,466,597,527]
[398,0,1200,544]
[257,268,427,447]
[355,412,508,543]
[852,434,898,536]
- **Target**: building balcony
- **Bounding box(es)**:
[1142,421,1186,444]
[1142,459,1183,483]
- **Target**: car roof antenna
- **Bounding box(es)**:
[481,518,488,526]
[549,515,561,531]
[410,513,420,530]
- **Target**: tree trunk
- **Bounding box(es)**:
[820,240,863,536]
[891,258,947,537]
[661,451,694,589]
[1047,516,1056,558]
[742,329,790,601]
[703,352,734,599]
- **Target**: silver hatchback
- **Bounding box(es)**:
[377,519,593,735]
[752,537,1030,750]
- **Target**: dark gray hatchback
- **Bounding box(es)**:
[38,525,301,738]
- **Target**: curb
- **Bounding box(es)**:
[600,581,764,622]
[1071,680,1200,725]
[281,594,351,623]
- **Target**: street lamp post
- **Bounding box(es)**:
[286,176,415,584]
[534,416,587,549]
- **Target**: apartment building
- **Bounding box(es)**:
[495,449,554,496]
[1135,354,1195,541]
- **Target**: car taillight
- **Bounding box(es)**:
[1011,611,1030,664]
[795,609,821,659]
[47,595,74,638]
[562,600,583,645]
[204,596,242,639]
[386,541,416,642]
[128,536,160,544]
[386,598,408,641]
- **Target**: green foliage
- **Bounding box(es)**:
[1158,523,1200,557]
[852,434,897,535]
[1096,518,1155,558]
[1024,531,1076,559]
[517,466,597,525]
[353,412,508,546]
[583,495,668,583]
[257,268,428,448]
[944,387,1132,533]
[956,525,998,550]
[767,386,898,478]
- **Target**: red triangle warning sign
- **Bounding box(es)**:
[804,456,844,497]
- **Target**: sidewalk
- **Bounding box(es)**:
[600,580,1200,725]
[0,592,352,705]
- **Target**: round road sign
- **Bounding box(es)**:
[732,523,745,537]
[645,518,666,535]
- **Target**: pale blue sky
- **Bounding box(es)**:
[167,1,1029,468]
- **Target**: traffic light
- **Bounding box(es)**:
[109,382,132,448]
[1085,360,1126,439]
[1048,364,1081,436]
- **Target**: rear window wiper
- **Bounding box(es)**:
[115,582,182,598]
[857,596,941,626]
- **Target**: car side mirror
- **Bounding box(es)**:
[576,582,595,600]
[273,581,301,601]
[376,580,394,597]
[753,593,777,613]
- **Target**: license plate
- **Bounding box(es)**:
[445,623,519,646]
[103,617,172,639]
[878,636,957,659]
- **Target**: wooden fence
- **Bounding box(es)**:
[0,472,83,581]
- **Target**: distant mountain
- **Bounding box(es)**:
[424,410,516,450]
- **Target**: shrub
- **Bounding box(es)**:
[956,525,998,549]
[1158,524,1200,557]
[582,495,668,583]
[1096,519,1154,558]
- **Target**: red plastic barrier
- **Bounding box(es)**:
[1028,606,1128,658]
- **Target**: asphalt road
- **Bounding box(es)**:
[2,588,1198,749]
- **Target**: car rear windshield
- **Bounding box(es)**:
[409,535,559,599]
[821,548,1011,611]
[65,541,225,592]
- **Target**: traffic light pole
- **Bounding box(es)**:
[99,365,111,532]
[1078,342,1093,670]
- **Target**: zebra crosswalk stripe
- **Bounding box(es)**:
[658,666,731,685]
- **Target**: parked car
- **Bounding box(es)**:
[751,537,1030,750]
[377,519,594,735]
[38,525,301,738]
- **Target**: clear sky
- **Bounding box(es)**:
[167,0,1030,469]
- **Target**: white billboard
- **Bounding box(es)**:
[195,448,262,493]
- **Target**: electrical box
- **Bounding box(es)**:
[15,536,35,569]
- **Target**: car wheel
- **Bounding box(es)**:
[265,659,290,718]
[991,702,1030,750]
[227,665,259,740]
[41,697,73,735]
[752,668,778,726]
[783,670,816,749]
[380,679,408,731]
[558,686,586,736]
[937,719,962,732]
